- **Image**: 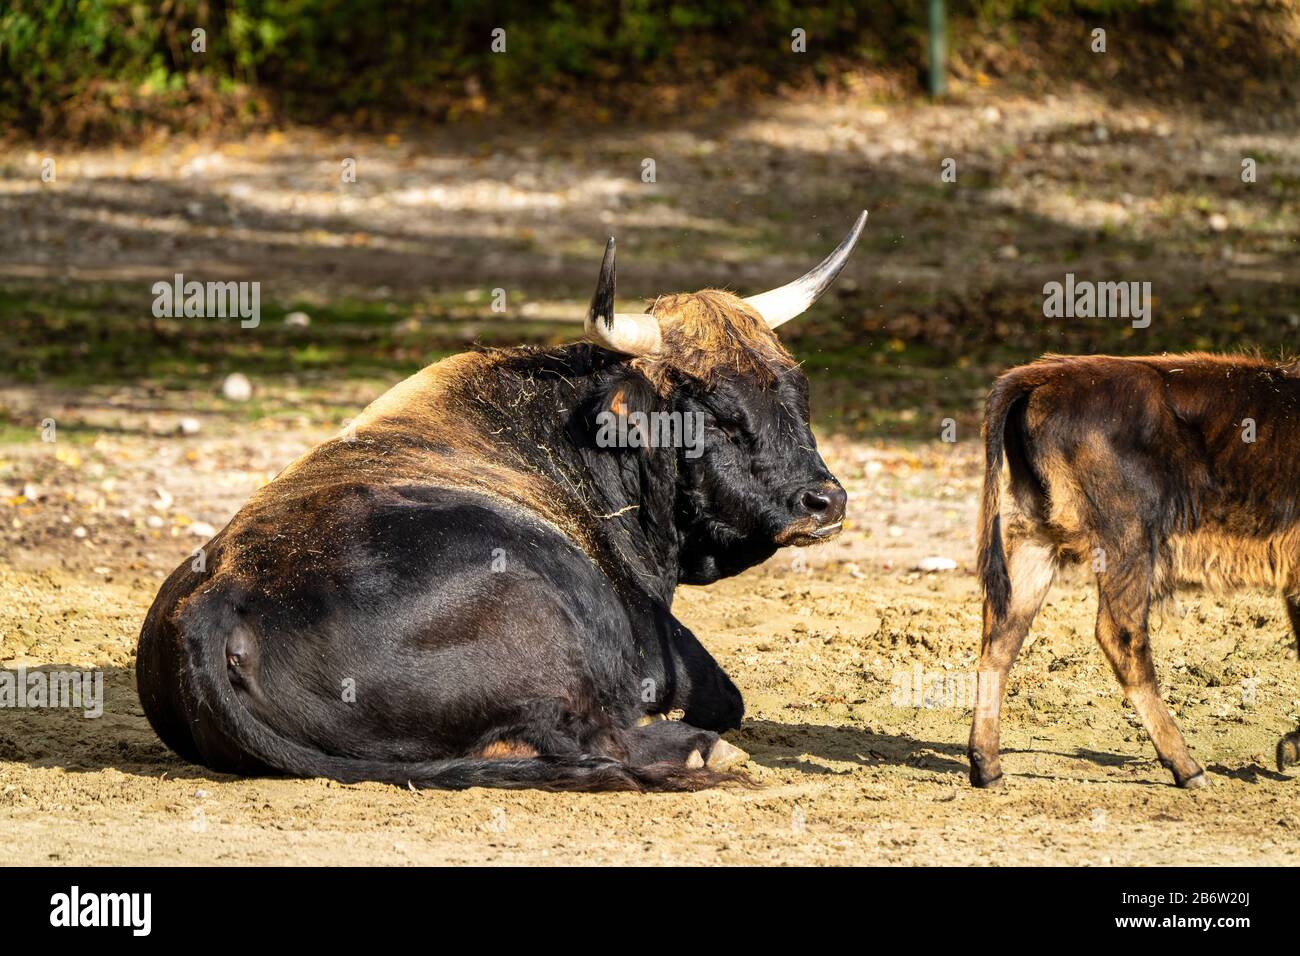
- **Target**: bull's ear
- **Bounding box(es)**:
[593,368,657,418]
[586,369,659,450]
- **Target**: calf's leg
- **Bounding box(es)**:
[969,527,1057,788]
[1093,557,1205,788]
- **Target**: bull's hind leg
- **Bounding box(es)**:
[622,718,748,770]
[969,526,1058,788]
[1276,595,1300,772]
[1093,554,1205,788]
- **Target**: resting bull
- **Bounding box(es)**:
[971,352,1300,789]
[137,212,867,792]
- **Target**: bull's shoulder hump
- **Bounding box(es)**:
[350,351,498,430]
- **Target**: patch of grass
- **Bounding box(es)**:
[3,268,1297,444]
[0,283,575,393]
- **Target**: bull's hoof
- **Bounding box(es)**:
[1179,771,1210,790]
[706,738,749,770]
[635,713,667,727]
[685,749,705,769]
[971,773,1004,790]
[1277,734,1300,773]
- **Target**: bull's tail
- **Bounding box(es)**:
[977,368,1038,622]
[178,595,740,793]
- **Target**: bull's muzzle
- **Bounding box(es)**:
[775,481,847,546]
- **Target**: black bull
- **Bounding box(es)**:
[136,233,863,792]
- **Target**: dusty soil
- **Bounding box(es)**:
[2,388,1299,866]
[1,85,1297,865]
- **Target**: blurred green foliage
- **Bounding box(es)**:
[0,0,1205,137]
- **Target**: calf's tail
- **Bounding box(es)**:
[978,369,1037,622]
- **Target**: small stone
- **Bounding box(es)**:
[915,556,958,572]
[285,311,311,328]
[146,515,165,529]
[190,521,217,538]
[222,373,252,402]
[73,526,87,538]
[177,417,201,435]
[1208,213,1229,232]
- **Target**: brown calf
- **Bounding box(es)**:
[970,352,1300,789]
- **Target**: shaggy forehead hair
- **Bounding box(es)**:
[636,289,797,389]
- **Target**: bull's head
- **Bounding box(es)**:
[584,212,866,584]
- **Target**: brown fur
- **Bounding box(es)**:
[971,352,1300,789]
[478,740,541,759]
[197,351,601,603]
[634,290,796,391]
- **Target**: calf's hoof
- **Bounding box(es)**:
[1277,734,1300,773]
[1179,771,1210,790]
[685,749,705,769]
[968,751,1003,788]
[706,738,749,770]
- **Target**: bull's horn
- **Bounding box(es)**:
[584,238,662,356]
[744,210,868,329]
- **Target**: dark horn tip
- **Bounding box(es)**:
[599,237,617,267]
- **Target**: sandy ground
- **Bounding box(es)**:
[2,389,1299,866]
[1,85,1297,865]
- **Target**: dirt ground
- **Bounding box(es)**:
[2,387,1299,866]
[1,84,1298,865]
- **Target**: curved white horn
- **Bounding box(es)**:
[744,210,868,329]
[584,238,662,355]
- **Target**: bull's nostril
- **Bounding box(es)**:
[801,490,832,514]
[798,483,847,526]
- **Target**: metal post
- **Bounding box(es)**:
[928,0,947,98]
